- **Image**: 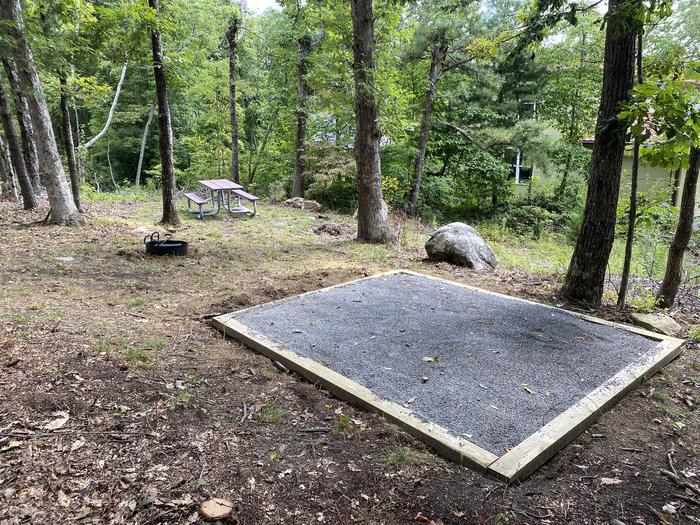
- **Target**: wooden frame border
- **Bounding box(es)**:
[212,270,684,482]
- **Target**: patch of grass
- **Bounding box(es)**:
[127,297,147,308]
[649,389,669,402]
[260,406,289,423]
[125,347,150,368]
[630,291,657,313]
[688,326,700,342]
[142,337,167,352]
[381,446,438,471]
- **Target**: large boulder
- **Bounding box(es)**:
[630,313,682,336]
[283,197,322,213]
[425,222,497,271]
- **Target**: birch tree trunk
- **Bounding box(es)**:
[292,35,312,198]
[561,0,637,306]
[149,0,180,227]
[656,147,700,309]
[0,0,82,225]
[226,16,241,183]
[2,57,40,192]
[82,62,127,150]
[351,0,392,243]
[0,81,36,209]
[409,37,447,218]
[0,133,18,200]
[60,76,81,212]
[135,105,154,186]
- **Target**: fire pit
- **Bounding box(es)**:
[144,232,188,256]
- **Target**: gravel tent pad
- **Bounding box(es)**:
[213,270,684,481]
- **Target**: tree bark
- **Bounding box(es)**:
[409,37,447,218]
[135,105,155,186]
[0,0,82,225]
[0,133,18,200]
[656,147,700,309]
[0,81,36,209]
[670,167,681,205]
[2,57,40,192]
[60,76,81,212]
[292,35,312,198]
[618,30,644,307]
[149,0,179,226]
[351,0,392,243]
[226,16,241,183]
[561,0,637,306]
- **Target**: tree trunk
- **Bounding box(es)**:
[83,62,127,150]
[0,81,36,209]
[292,35,312,198]
[135,105,154,186]
[149,0,179,227]
[670,167,681,205]
[618,30,644,308]
[656,147,700,309]
[0,133,18,200]
[2,57,40,193]
[351,0,392,243]
[409,37,447,218]
[0,0,82,225]
[60,76,81,212]
[226,16,240,183]
[561,0,637,306]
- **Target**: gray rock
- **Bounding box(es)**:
[425,222,497,271]
[283,197,322,212]
[630,313,682,336]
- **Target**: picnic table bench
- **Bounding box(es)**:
[184,179,260,219]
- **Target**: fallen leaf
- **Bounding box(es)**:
[44,411,70,430]
[599,477,623,485]
[0,440,21,453]
[662,503,677,514]
[414,512,429,522]
[57,490,71,507]
[650,506,674,525]
[70,438,85,452]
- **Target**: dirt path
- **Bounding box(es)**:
[0,199,698,524]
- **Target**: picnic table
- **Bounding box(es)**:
[185,178,259,219]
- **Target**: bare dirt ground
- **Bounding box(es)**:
[1,198,699,525]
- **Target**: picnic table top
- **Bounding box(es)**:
[198,179,244,191]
